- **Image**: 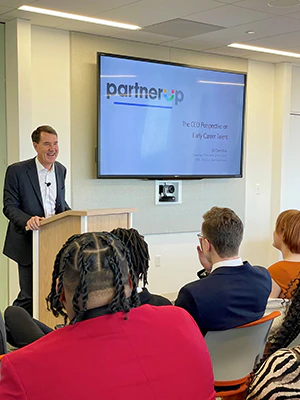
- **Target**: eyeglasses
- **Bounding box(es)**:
[197,232,209,252]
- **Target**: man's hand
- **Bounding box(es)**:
[197,245,212,273]
[26,216,45,231]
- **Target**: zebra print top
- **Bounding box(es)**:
[247,346,300,399]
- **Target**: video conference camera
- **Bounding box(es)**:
[159,183,176,202]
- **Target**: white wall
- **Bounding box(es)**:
[31,26,71,204]
[283,65,300,210]
[146,232,200,297]
[4,22,294,301]
[242,61,275,266]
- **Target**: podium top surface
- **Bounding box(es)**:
[40,208,137,227]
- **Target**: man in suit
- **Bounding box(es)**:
[3,125,70,316]
[175,206,271,335]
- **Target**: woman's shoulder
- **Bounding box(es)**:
[268,260,298,273]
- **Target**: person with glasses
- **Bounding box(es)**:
[175,206,271,335]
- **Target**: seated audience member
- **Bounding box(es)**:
[0,312,7,355]
[111,228,172,306]
[247,276,300,399]
[4,227,171,349]
[269,209,300,298]
[175,206,271,335]
[0,232,216,400]
[264,297,290,337]
[5,306,53,348]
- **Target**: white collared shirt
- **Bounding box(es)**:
[211,257,243,273]
[35,158,57,218]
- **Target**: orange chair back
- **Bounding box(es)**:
[237,311,281,329]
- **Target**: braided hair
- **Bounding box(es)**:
[110,228,150,287]
[247,274,300,397]
[266,276,300,355]
[46,232,140,324]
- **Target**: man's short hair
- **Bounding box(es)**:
[202,206,243,258]
[275,209,300,253]
[31,125,57,144]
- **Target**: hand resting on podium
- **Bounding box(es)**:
[25,216,45,231]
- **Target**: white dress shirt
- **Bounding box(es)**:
[211,257,243,273]
[35,158,57,218]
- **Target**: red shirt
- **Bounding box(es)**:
[0,305,215,400]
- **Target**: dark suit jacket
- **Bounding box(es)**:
[175,261,271,335]
[3,158,70,265]
[139,288,172,306]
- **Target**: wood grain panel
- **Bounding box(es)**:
[87,214,128,232]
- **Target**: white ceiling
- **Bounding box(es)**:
[1,0,300,63]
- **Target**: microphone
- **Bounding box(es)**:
[45,182,51,187]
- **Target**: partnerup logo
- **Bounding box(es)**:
[106,82,184,105]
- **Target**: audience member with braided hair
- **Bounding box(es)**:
[269,209,300,298]
[111,228,172,306]
[247,276,300,399]
[4,227,171,349]
[0,232,216,400]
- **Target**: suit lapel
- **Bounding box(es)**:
[26,158,44,209]
[54,162,62,211]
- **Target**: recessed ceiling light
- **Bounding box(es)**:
[228,43,300,58]
[246,30,255,34]
[18,5,141,30]
[268,0,300,7]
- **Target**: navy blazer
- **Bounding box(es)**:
[175,262,271,335]
[3,158,70,265]
[139,288,172,307]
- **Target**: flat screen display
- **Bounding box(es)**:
[97,53,246,179]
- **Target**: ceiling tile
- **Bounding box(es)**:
[215,0,245,3]
[95,0,223,26]
[187,4,273,27]
[245,31,300,50]
[234,0,300,15]
[283,9,300,18]
[57,19,131,36]
[110,30,178,45]
[32,0,139,16]
[205,46,292,64]
[0,0,299,65]
[0,9,65,26]
[0,5,12,16]
[0,0,37,7]
[282,45,300,52]
[208,45,300,64]
[143,19,224,39]
[189,16,300,44]
[161,37,226,51]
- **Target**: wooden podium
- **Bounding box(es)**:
[32,208,136,327]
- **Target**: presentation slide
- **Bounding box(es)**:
[98,54,245,177]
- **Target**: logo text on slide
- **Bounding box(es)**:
[106,82,184,106]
